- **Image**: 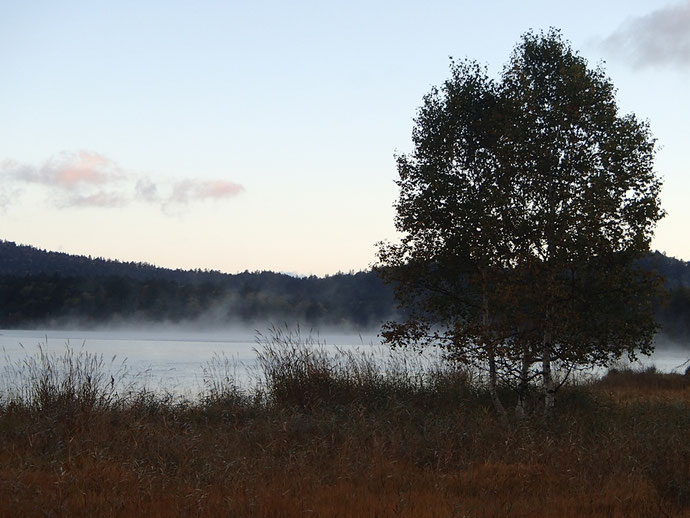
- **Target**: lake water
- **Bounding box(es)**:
[0,326,385,396]
[1,327,688,397]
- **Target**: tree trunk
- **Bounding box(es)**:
[542,328,556,419]
[542,174,557,419]
[515,349,530,418]
[488,349,508,424]
[483,289,507,424]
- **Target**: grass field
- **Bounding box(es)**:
[0,333,688,517]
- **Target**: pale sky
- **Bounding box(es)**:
[1,1,688,276]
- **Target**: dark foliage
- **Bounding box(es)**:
[0,239,689,340]
[0,240,395,329]
[377,30,669,417]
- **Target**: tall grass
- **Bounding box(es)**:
[254,324,477,410]
[1,342,129,414]
[0,330,688,517]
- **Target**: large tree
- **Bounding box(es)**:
[376,29,664,418]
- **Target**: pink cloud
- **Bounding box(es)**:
[196,180,244,199]
[169,179,244,205]
[61,191,126,208]
[53,151,114,187]
[1,152,245,212]
[7,151,123,190]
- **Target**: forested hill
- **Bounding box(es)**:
[0,240,229,284]
[0,240,395,329]
[639,251,690,290]
[0,240,689,339]
[3,240,689,288]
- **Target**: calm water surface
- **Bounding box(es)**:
[1,327,687,396]
[0,327,383,394]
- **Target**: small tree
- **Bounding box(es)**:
[377,29,664,418]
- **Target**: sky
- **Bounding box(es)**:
[1,1,688,276]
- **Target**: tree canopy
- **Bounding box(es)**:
[377,29,665,418]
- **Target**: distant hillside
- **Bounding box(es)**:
[0,240,688,341]
[3,240,689,288]
[0,240,396,329]
[638,251,690,290]
[0,240,228,284]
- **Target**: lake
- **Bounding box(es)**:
[0,326,385,395]
[1,327,688,397]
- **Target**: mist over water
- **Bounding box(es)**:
[0,324,384,394]
[647,335,690,372]
[0,325,687,396]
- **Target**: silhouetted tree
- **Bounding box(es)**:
[377,29,664,418]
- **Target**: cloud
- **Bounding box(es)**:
[7,151,124,190]
[60,191,127,208]
[1,151,245,211]
[135,177,159,202]
[0,187,19,212]
[168,179,244,205]
[600,1,690,69]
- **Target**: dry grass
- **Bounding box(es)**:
[596,365,690,403]
[0,335,688,517]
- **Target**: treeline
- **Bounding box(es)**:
[0,240,231,284]
[0,271,394,329]
[660,287,690,341]
[640,252,690,342]
[639,251,690,290]
[0,240,688,340]
[0,241,395,329]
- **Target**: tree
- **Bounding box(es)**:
[376,29,664,419]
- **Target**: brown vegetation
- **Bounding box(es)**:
[0,337,688,517]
